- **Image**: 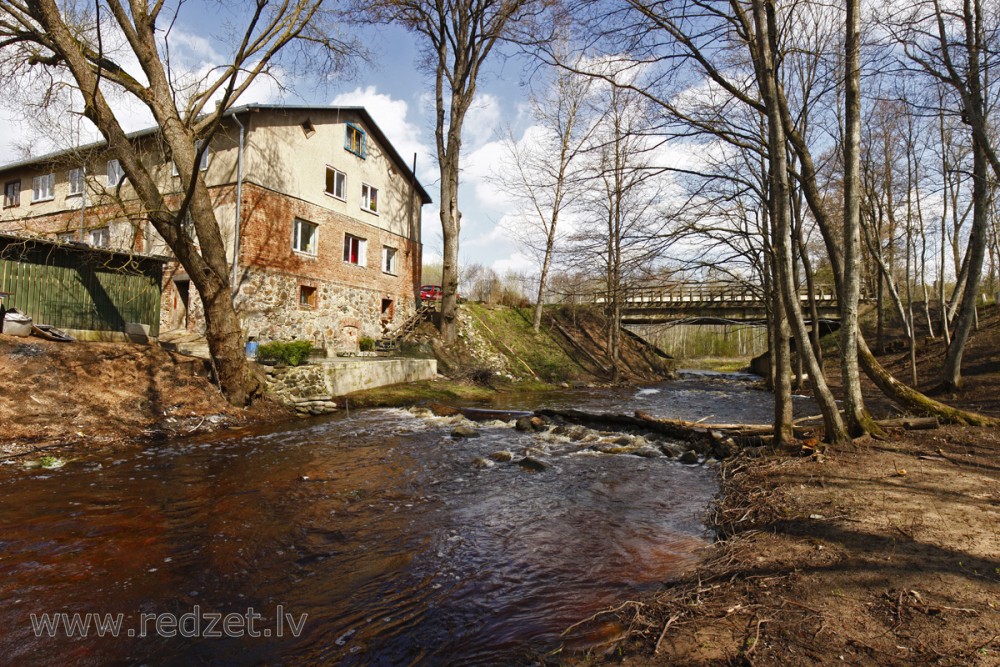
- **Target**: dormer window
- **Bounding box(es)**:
[345,123,367,158]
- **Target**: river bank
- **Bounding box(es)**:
[565,424,999,666]
[567,308,1000,665]
[0,303,670,459]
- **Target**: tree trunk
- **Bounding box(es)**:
[33,0,260,405]
[752,0,845,443]
[940,137,989,388]
[840,0,868,436]
[439,163,461,344]
[859,335,996,426]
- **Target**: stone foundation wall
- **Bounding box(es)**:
[264,357,438,414]
[235,267,416,354]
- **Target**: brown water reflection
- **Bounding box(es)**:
[0,383,735,666]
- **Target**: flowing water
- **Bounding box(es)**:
[0,372,806,666]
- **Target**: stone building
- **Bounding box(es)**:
[0,105,430,353]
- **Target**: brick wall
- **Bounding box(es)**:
[232,182,422,351]
[0,179,424,352]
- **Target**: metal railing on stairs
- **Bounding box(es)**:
[376,303,435,352]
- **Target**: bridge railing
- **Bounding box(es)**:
[587,283,841,307]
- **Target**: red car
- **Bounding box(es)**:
[420,284,443,301]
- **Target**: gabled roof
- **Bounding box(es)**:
[0,104,433,205]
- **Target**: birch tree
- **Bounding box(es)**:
[494,63,595,331]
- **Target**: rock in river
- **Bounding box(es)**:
[451,425,480,439]
[518,456,551,472]
[633,447,665,458]
[679,450,701,465]
[489,450,514,462]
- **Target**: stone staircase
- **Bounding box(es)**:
[376,304,435,352]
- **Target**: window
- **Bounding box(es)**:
[324,167,346,200]
[32,173,54,202]
[107,159,124,186]
[57,231,76,243]
[301,119,316,138]
[292,218,318,255]
[68,168,84,196]
[382,246,397,274]
[89,227,110,247]
[343,233,367,266]
[345,123,366,158]
[361,183,378,214]
[3,180,19,208]
[299,285,317,308]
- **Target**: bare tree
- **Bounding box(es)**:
[565,83,667,380]
[493,60,595,331]
[0,1,352,405]
[751,0,848,443]
[886,0,1000,388]
[361,0,544,343]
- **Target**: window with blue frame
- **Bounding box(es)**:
[345,123,367,158]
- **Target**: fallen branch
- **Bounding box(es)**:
[653,613,682,655]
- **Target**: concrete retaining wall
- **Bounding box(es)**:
[265,357,437,414]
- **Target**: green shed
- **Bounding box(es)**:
[0,234,165,338]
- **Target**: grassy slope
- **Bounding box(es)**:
[346,303,675,407]
[461,303,590,384]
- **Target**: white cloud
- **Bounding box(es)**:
[492,251,537,275]
[463,93,502,149]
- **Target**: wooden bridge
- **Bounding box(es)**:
[589,283,845,326]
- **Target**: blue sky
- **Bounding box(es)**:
[0,5,539,275]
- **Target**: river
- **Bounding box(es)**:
[0,371,811,665]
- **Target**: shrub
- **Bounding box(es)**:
[359,336,376,352]
[256,340,313,366]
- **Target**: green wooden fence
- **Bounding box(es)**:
[0,235,164,336]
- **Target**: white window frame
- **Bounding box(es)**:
[68,168,84,197]
[343,233,367,266]
[107,159,124,187]
[382,246,397,275]
[32,173,54,202]
[292,218,318,256]
[361,183,379,215]
[89,227,110,247]
[324,166,346,201]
